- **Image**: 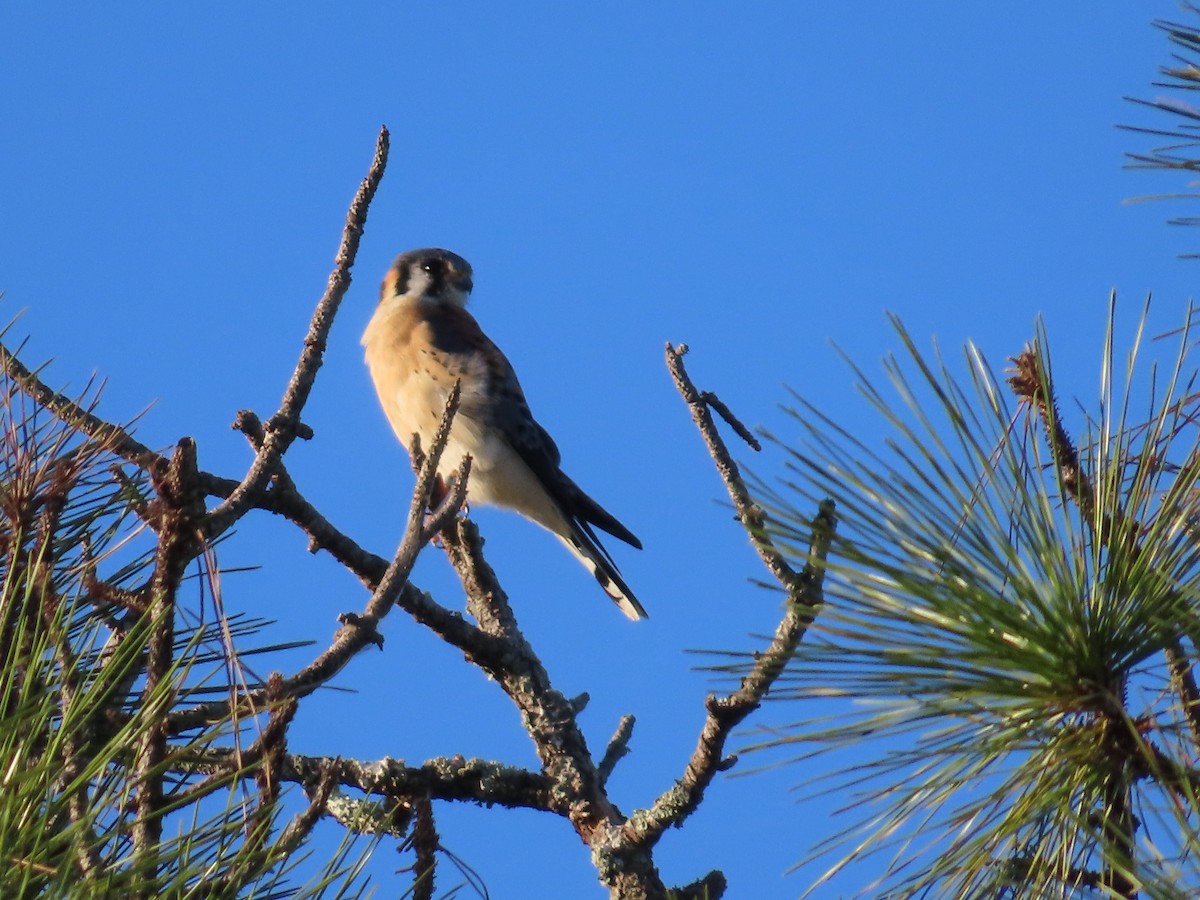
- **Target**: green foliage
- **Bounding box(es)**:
[743,300,1200,896]
[1126,3,1200,253]
[0,375,372,898]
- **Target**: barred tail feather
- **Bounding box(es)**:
[557,526,648,621]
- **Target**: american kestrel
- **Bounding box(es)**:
[362,248,647,620]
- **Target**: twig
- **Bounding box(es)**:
[632,501,834,848]
[665,342,801,590]
[205,125,390,538]
[230,409,302,497]
[132,439,207,895]
[167,387,490,734]
[275,763,338,857]
[597,715,635,788]
[344,381,469,645]
[410,796,438,900]
[175,674,299,808]
[623,346,835,851]
[1166,639,1200,744]
[0,343,159,468]
[701,390,761,451]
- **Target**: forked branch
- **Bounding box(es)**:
[620,345,835,854]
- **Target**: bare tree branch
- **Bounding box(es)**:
[409,796,438,900]
[629,500,834,848]
[179,748,554,814]
[169,386,483,733]
[597,715,635,789]
[131,437,208,897]
[0,122,841,898]
[205,125,390,538]
[0,343,161,469]
[432,519,658,883]
[1166,639,1200,744]
[621,345,835,852]
[276,762,338,856]
[665,342,804,591]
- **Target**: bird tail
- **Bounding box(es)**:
[557,522,648,621]
[569,488,642,549]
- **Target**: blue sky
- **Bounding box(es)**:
[3,3,1198,896]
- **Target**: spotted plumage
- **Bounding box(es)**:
[362,248,646,619]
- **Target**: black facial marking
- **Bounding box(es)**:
[393,263,411,297]
[388,248,472,300]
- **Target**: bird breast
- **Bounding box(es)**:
[363,301,498,483]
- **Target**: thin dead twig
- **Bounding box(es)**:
[0,343,159,469]
[665,342,801,590]
[168,385,492,734]
[624,345,835,851]
[597,715,636,789]
[409,796,438,900]
[132,438,207,890]
[205,125,390,538]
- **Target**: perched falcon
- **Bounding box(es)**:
[362,248,647,620]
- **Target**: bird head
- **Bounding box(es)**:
[380,248,474,308]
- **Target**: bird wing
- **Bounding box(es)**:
[427,304,641,551]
